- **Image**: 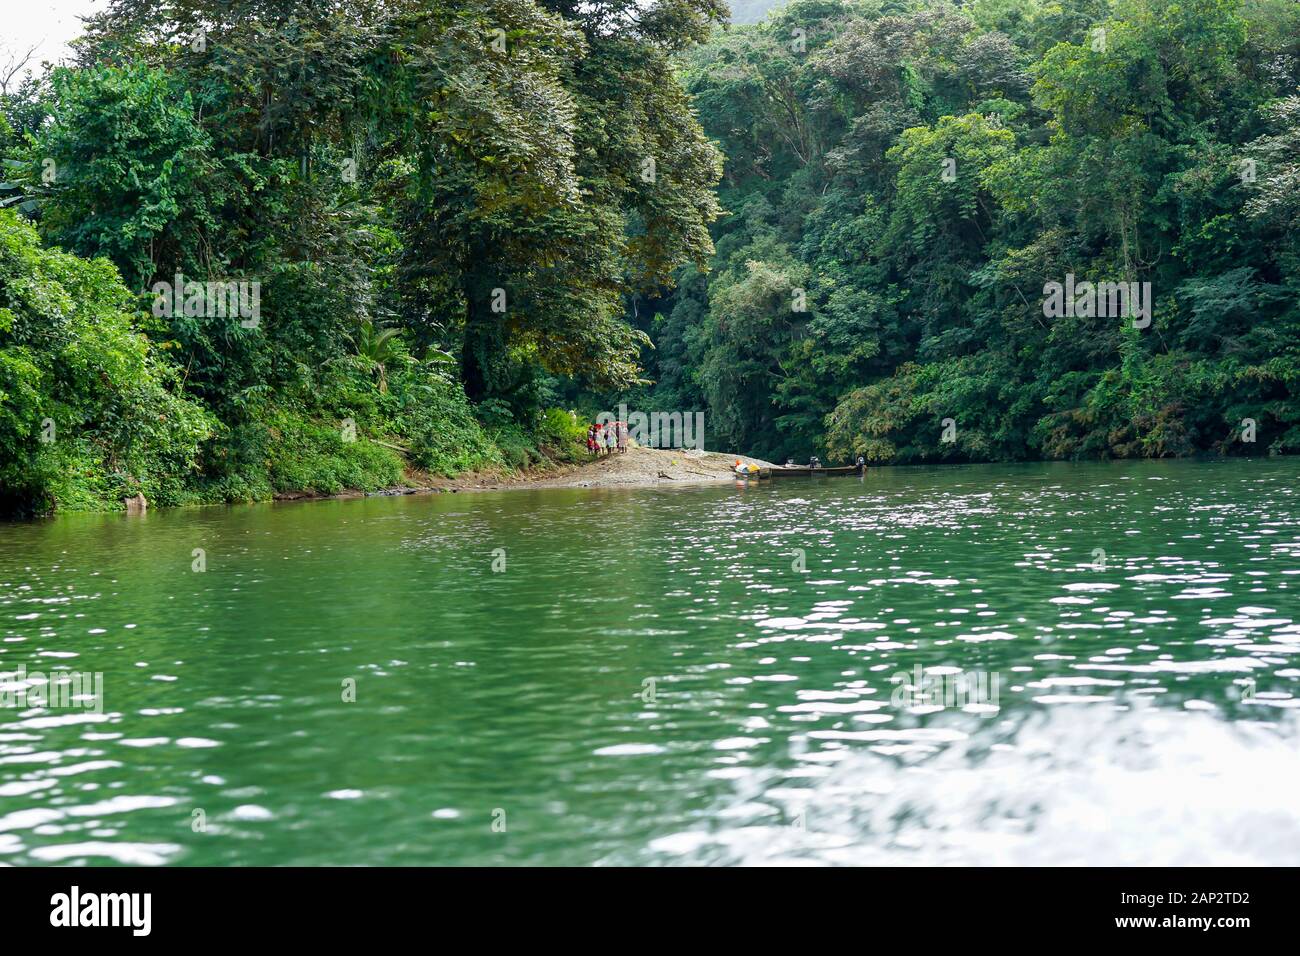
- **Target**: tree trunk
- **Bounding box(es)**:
[461,286,491,403]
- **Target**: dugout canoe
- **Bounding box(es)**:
[734,461,865,479]
[767,463,863,478]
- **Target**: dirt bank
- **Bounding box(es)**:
[426,445,777,492]
[274,445,777,501]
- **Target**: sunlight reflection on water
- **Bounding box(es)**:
[641,706,1300,866]
[1,459,1298,864]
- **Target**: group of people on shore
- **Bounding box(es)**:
[587,420,628,456]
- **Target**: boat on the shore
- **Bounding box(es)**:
[734,457,865,479]
[768,463,863,478]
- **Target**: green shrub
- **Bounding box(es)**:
[262,411,403,494]
[488,423,542,470]
[535,407,587,463]
[0,209,214,516]
[395,363,500,475]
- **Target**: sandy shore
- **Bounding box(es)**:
[271,444,769,502]
[273,446,777,501]
[425,445,776,492]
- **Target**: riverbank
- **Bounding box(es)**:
[274,445,777,500]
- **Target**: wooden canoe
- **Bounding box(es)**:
[736,463,863,478]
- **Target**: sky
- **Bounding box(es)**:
[3,0,102,76]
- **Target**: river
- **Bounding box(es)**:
[2,459,1298,865]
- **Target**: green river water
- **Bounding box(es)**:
[2,458,1299,866]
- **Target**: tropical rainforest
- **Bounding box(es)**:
[1,0,1298,516]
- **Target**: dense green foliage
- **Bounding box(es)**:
[627,0,1300,463]
[0,209,213,515]
[0,0,723,514]
[3,0,1298,516]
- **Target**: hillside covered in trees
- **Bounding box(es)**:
[624,0,1300,464]
[0,0,726,515]
[2,0,1299,516]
